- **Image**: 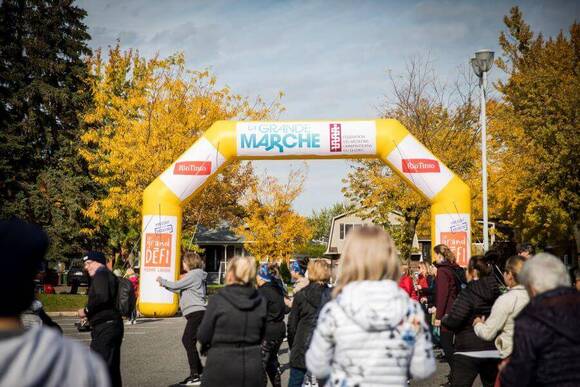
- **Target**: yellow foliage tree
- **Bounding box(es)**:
[236,167,312,262]
[81,45,284,254]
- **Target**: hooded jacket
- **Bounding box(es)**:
[0,326,110,387]
[257,281,288,341]
[159,269,207,316]
[501,287,580,387]
[442,274,500,352]
[287,282,330,369]
[197,284,267,387]
[305,280,435,387]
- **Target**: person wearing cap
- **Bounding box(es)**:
[0,219,110,387]
[78,251,124,387]
[256,263,288,387]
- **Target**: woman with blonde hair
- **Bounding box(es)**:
[197,256,267,387]
[305,226,435,386]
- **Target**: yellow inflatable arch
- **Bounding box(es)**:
[139,119,471,317]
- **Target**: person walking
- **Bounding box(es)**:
[433,244,463,386]
[125,268,139,325]
[287,260,332,387]
[157,252,208,386]
[0,219,110,387]
[442,255,501,387]
[256,263,288,387]
[500,253,580,387]
[197,256,267,387]
[305,226,435,386]
[78,251,124,387]
[473,255,529,366]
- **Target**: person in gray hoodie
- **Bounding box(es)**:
[157,251,208,386]
[0,219,110,387]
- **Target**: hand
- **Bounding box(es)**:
[428,307,436,314]
[77,308,86,318]
[473,316,486,326]
[420,297,428,304]
[433,319,441,327]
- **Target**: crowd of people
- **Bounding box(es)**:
[1,218,579,387]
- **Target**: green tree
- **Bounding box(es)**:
[491,7,580,249]
[0,0,97,259]
[307,202,354,243]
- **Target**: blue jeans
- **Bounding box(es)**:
[288,367,306,387]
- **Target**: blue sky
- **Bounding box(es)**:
[77,0,578,215]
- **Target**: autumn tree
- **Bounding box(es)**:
[0,0,98,259]
[343,58,481,259]
[81,46,284,256]
[488,7,580,249]
[236,167,313,262]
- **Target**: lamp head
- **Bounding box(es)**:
[475,49,494,72]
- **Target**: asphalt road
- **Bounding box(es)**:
[56,316,476,387]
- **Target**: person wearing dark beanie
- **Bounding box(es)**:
[0,218,110,387]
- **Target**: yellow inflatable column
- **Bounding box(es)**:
[375,119,471,266]
[139,121,236,317]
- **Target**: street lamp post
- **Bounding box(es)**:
[471,49,494,252]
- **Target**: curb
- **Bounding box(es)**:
[46,311,78,317]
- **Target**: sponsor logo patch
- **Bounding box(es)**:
[329,123,342,152]
[402,158,440,173]
[173,161,211,175]
[144,233,172,268]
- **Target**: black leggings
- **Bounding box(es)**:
[261,338,283,387]
[91,319,124,387]
[183,311,205,377]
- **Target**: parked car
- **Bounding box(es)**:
[67,259,89,289]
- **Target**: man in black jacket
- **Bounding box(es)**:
[78,252,124,387]
[501,253,580,387]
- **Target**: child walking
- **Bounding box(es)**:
[157,252,207,386]
[305,226,435,386]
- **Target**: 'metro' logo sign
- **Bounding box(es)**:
[402,158,440,173]
[329,123,342,152]
[173,161,211,175]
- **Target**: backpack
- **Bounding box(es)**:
[452,266,468,291]
[116,277,136,317]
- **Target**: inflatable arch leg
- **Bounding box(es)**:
[139,119,471,317]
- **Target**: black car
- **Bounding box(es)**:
[67,259,89,288]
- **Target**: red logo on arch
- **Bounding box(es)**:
[173,161,211,175]
[402,158,440,173]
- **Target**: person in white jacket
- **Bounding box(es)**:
[473,255,529,360]
[305,226,435,387]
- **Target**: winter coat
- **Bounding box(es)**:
[159,269,207,316]
[305,280,435,386]
[257,282,288,341]
[287,282,329,369]
[398,274,419,301]
[197,284,267,387]
[500,287,580,387]
[473,284,529,358]
[435,261,461,332]
[442,275,500,353]
[0,326,110,387]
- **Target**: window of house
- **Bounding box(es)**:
[340,223,361,239]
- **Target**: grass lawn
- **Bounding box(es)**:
[38,294,87,312]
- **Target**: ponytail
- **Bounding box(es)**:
[434,244,456,264]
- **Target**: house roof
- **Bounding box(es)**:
[194,225,247,244]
